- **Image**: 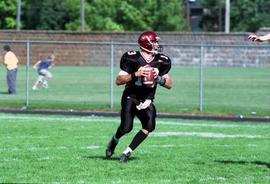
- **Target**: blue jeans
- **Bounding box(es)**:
[7,68,17,94]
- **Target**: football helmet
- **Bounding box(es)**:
[138,31,162,54]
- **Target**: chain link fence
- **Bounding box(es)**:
[0,40,269,115]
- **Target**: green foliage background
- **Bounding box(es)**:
[199,0,270,32]
[1,0,270,32]
[1,0,184,31]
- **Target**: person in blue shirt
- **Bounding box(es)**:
[32,54,55,90]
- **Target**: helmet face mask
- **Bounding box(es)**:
[138,31,162,54]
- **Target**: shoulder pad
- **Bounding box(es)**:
[125,50,139,56]
[158,54,171,62]
[123,51,140,60]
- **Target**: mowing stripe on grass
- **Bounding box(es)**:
[199,176,226,182]
[150,143,258,148]
[0,115,269,129]
[152,132,265,138]
[0,143,259,154]
[158,121,270,129]
[0,145,100,153]
[0,115,118,123]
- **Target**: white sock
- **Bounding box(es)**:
[123,147,132,155]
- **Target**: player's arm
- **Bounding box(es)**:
[155,54,172,89]
[115,71,132,85]
[156,73,172,89]
[115,67,148,85]
[248,33,270,42]
[33,60,41,69]
[259,33,270,41]
[48,63,55,69]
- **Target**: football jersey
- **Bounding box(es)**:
[38,59,52,71]
[120,51,171,100]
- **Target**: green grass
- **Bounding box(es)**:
[0,113,269,183]
[0,66,269,116]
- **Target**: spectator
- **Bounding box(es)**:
[3,45,19,94]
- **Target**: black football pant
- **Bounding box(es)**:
[116,95,156,137]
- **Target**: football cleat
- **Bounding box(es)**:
[105,136,118,158]
[42,81,48,88]
[119,152,131,162]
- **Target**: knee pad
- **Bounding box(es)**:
[143,121,156,132]
[146,126,155,133]
[120,124,133,134]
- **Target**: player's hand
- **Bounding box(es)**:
[248,34,262,42]
[135,66,150,77]
[153,68,159,79]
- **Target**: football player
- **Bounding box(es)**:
[105,31,173,162]
[32,54,55,90]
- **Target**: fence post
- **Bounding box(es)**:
[199,44,204,112]
[22,40,30,110]
[109,42,114,109]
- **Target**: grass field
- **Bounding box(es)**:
[0,113,269,183]
[0,66,269,116]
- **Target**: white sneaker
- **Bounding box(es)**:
[42,81,48,88]
[32,86,37,90]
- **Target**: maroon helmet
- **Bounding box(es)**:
[138,31,162,54]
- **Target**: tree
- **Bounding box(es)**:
[0,0,18,29]
[64,0,83,31]
[38,0,69,30]
[200,0,225,31]
[200,0,270,32]
[62,0,184,32]
[85,0,184,31]
[117,0,184,31]
[230,0,270,32]
[24,0,74,30]
[1,0,185,31]
[24,0,42,30]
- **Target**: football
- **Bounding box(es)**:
[143,65,155,87]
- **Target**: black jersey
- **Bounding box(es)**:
[120,51,171,100]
